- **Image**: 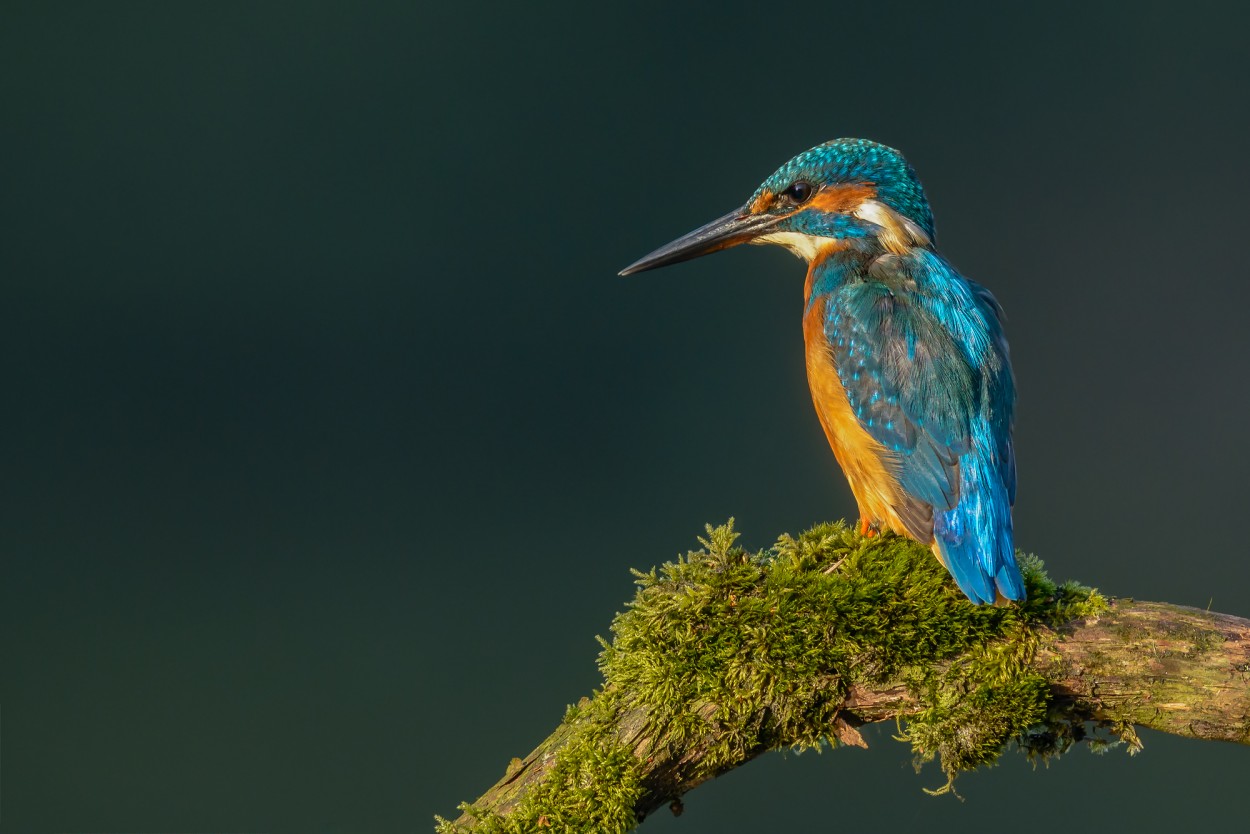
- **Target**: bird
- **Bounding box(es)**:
[619,139,1023,604]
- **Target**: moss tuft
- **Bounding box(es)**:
[438,520,1112,831]
[435,694,645,834]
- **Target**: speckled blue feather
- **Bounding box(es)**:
[811,248,1019,603]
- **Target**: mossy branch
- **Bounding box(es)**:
[436,521,1250,833]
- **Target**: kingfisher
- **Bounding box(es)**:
[620,139,1023,604]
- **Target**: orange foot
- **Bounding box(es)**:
[858,518,881,537]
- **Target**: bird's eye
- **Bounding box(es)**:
[780,181,814,205]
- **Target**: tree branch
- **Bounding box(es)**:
[436,521,1250,833]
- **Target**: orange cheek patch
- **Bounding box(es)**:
[752,182,876,219]
[807,182,877,213]
[749,189,776,213]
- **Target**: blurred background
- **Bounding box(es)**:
[4,1,1249,831]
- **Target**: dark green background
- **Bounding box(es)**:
[4,2,1249,831]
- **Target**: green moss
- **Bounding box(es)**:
[435,695,645,834]
[437,520,1111,831]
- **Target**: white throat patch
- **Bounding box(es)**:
[753,231,831,261]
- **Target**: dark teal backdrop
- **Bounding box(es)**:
[4,2,1248,831]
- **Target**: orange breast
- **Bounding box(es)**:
[802,292,914,537]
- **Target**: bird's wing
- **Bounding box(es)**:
[825,251,1020,603]
[824,253,979,513]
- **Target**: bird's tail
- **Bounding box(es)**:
[932,434,1024,605]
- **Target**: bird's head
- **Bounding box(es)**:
[620,138,935,275]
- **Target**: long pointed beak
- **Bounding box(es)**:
[618,209,781,276]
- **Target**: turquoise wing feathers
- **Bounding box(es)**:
[823,250,1021,603]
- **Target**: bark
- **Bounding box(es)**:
[1039,600,1250,744]
[444,598,1250,830]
